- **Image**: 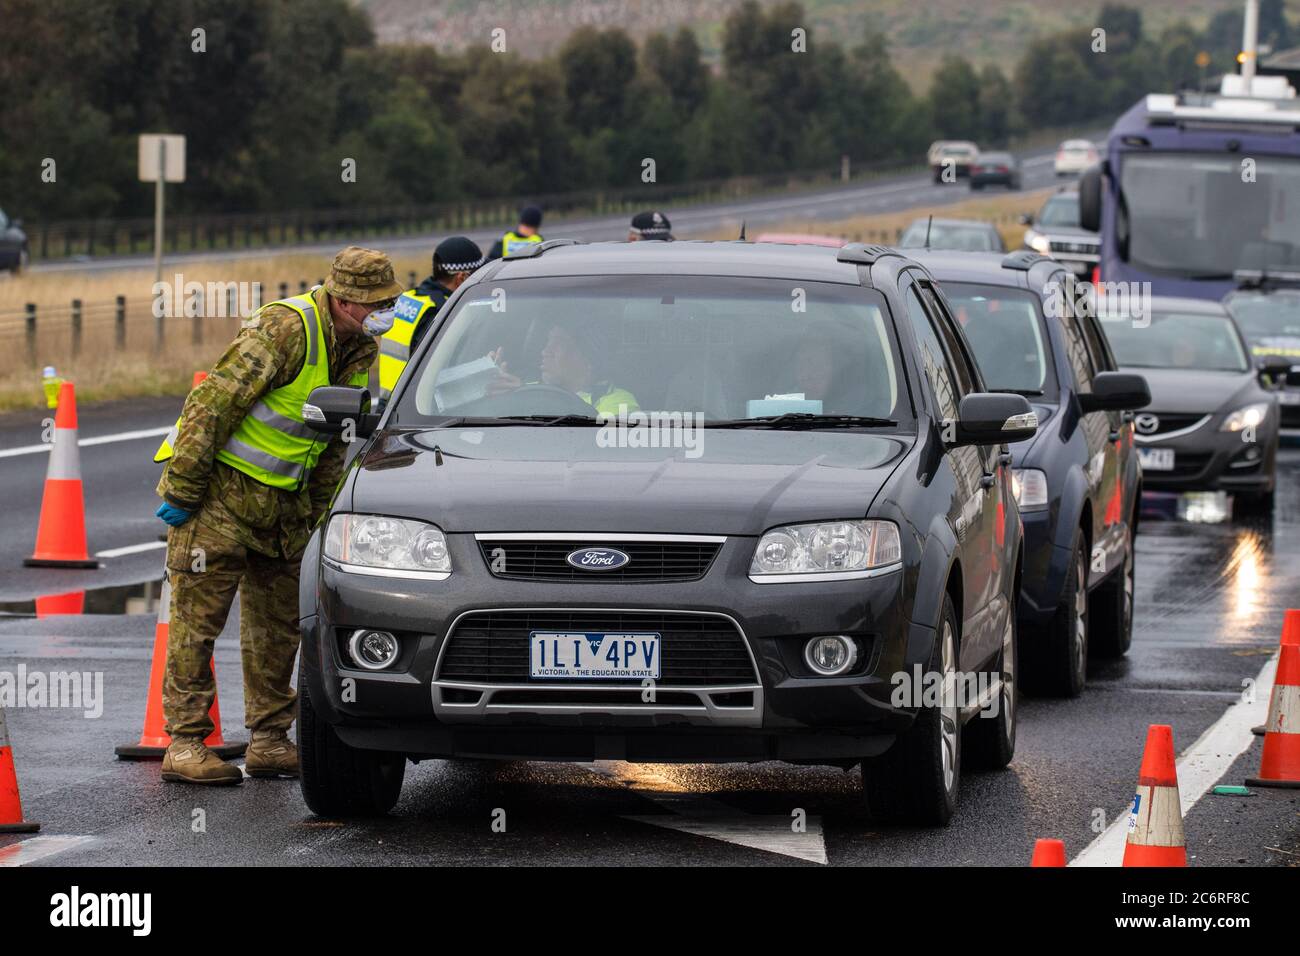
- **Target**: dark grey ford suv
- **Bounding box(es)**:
[297,241,1037,825]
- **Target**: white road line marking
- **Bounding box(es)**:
[583,760,828,865]
[0,835,96,866]
[95,541,167,558]
[1070,654,1277,867]
[0,425,171,459]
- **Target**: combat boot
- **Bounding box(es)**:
[245,729,299,778]
[161,737,243,786]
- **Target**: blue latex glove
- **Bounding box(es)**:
[155,503,194,527]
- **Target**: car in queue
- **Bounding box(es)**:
[1223,273,1300,430]
[899,217,1006,253]
[1020,189,1099,278]
[297,239,1037,826]
[906,250,1149,697]
[1099,296,1285,516]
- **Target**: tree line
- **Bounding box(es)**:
[0,0,1291,223]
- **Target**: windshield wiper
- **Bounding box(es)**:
[707,413,897,429]
[990,388,1044,397]
[419,414,600,427]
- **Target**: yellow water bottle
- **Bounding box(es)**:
[42,366,62,408]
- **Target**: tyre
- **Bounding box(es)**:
[14,248,28,274]
[971,182,983,191]
[863,594,961,825]
[1023,535,1088,697]
[1091,522,1134,658]
[298,658,405,817]
[963,607,1017,771]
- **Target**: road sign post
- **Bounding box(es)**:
[138,134,186,284]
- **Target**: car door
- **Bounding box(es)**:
[900,274,996,670]
[1060,297,1115,585]
[1079,307,1131,573]
[921,278,1008,667]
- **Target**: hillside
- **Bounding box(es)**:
[358,0,1246,80]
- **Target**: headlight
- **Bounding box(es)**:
[1011,468,1049,509]
[1220,403,1268,432]
[1027,232,1051,255]
[749,520,901,582]
[324,514,452,575]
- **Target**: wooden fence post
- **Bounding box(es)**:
[25,303,36,367]
[115,295,126,350]
[71,299,82,358]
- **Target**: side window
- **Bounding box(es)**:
[1061,307,1096,393]
[919,283,977,394]
[903,284,960,422]
[1080,314,1115,372]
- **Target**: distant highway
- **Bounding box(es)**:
[28,138,1093,276]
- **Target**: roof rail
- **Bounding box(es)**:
[508,238,586,259]
[836,243,903,266]
[1001,250,1051,272]
[1234,267,1300,290]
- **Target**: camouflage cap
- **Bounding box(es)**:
[325,246,404,304]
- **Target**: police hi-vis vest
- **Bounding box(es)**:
[378,288,443,400]
[501,231,543,257]
[155,294,361,489]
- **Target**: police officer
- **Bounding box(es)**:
[628,210,673,241]
[378,236,485,405]
[488,205,544,260]
[154,246,402,786]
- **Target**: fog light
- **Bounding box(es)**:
[348,629,399,671]
[804,635,857,676]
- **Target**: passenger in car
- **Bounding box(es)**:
[489,323,640,415]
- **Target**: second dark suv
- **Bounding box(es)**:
[907,250,1150,696]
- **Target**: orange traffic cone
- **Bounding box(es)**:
[24,382,98,569]
[115,573,245,760]
[0,708,40,833]
[1030,838,1066,866]
[1245,610,1300,789]
[1123,724,1186,866]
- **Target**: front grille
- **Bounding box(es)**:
[1137,412,1206,437]
[1049,239,1099,255]
[477,539,721,583]
[438,610,757,686]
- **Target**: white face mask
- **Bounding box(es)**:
[362,305,397,336]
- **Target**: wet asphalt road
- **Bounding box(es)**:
[0,395,1297,864]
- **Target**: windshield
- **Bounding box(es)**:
[941,283,1055,397]
[392,276,907,426]
[1099,310,1249,372]
[899,223,1000,251]
[1225,290,1300,345]
[1037,195,1080,228]
[1119,152,1300,277]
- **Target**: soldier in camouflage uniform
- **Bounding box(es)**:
[156,247,402,786]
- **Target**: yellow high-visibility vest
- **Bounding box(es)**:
[378,289,442,400]
[501,231,543,257]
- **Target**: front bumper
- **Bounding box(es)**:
[1135,417,1278,494]
[301,533,930,763]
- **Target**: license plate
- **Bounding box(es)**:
[529,631,661,680]
[1138,448,1175,471]
[1279,390,1300,405]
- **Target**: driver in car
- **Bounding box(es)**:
[488,323,639,416]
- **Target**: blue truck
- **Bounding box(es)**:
[1079,73,1300,301]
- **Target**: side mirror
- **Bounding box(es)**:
[1078,163,1103,233]
[951,392,1038,446]
[1079,371,1150,412]
[1257,357,1293,385]
[1018,213,1033,226]
[303,385,379,437]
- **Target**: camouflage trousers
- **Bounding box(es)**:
[162,512,302,740]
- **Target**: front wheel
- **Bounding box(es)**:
[1023,536,1088,697]
[298,659,406,817]
[1091,524,1134,658]
[964,608,1017,770]
[863,594,961,825]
